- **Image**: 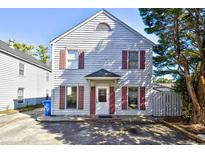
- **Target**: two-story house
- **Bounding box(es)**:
[0,40,52,111]
[50,10,154,116]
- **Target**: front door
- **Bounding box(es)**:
[96,86,109,115]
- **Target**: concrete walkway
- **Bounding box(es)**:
[37,114,156,123]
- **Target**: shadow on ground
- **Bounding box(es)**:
[0,109,197,145]
[39,120,196,145]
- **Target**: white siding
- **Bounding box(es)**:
[0,52,52,111]
[52,12,153,115]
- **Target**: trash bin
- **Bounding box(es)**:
[42,100,51,116]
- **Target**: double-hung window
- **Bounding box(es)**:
[17,88,24,103]
[66,86,77,109]
[19,63,24,76]
[67,50,78,69]
[128,51,138,69]
[128,87,138,109]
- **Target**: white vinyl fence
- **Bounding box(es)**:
[152,91,182,116]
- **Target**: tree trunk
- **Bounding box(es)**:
[183,67,204,123]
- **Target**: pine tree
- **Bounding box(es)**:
[139,8,205,123]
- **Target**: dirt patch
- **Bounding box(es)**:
[0,109,18,115]
[175,124,205,134]
[163,117,205,134]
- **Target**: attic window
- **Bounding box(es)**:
[96,23,111,31]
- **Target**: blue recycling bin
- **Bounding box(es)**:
[42,100,51,116]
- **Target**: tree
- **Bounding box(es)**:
[139,8,205,123]
[9,40,35,55]
[154,78,174,83]
[8,40,50,65]
[34,45,49,64]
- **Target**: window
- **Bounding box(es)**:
[66,86,77,109]
[128,51,138,69]
[67,50,78,69]
[17,88,24,103]
[46,72,49,81]
[96,23,111,31]
[128,87,138,109]
[19,63,24,76]
[98,88,107,102]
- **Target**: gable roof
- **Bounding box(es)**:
[85,69,120,78]
[0,40,51,72]
[50,9,155,46]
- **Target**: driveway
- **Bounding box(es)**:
[0,110,197,145]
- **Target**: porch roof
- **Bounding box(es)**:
[85,69,120,80]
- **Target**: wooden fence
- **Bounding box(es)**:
[152,91,182,116]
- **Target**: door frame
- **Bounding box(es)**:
[96,85,110,115]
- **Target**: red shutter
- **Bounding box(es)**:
[59,86,65,109]
[122,50,128,69]
[110,87,115,114]
[140,87,146,110]
[90,87,96,115]
[78,50,84,69]
[140,50,145,69]
[59,48,66,69]
[78,86,84,110]
[122,86,127,110]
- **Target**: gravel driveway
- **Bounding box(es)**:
[0,110,197,145]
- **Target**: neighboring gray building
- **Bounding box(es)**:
[0,40,52,111]
[51,10,154,116]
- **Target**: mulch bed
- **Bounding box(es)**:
[163,117,205,134]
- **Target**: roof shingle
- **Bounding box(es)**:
[0,40,51,72]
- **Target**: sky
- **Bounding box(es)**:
[0,8,158,56]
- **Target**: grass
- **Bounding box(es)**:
[0,109,18,115]
[0,104,43,116]
[17,104,43,112]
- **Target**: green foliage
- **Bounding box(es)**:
[139,8,201,78]
[9,39,35,55]
[34,45,49,64]
[139,9,205,122]
[154,78,174,83]
[8,40,50,64]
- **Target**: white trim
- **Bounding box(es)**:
[50,10,155,46]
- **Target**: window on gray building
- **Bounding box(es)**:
[17,88,24,103]
[19,63,25,76]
